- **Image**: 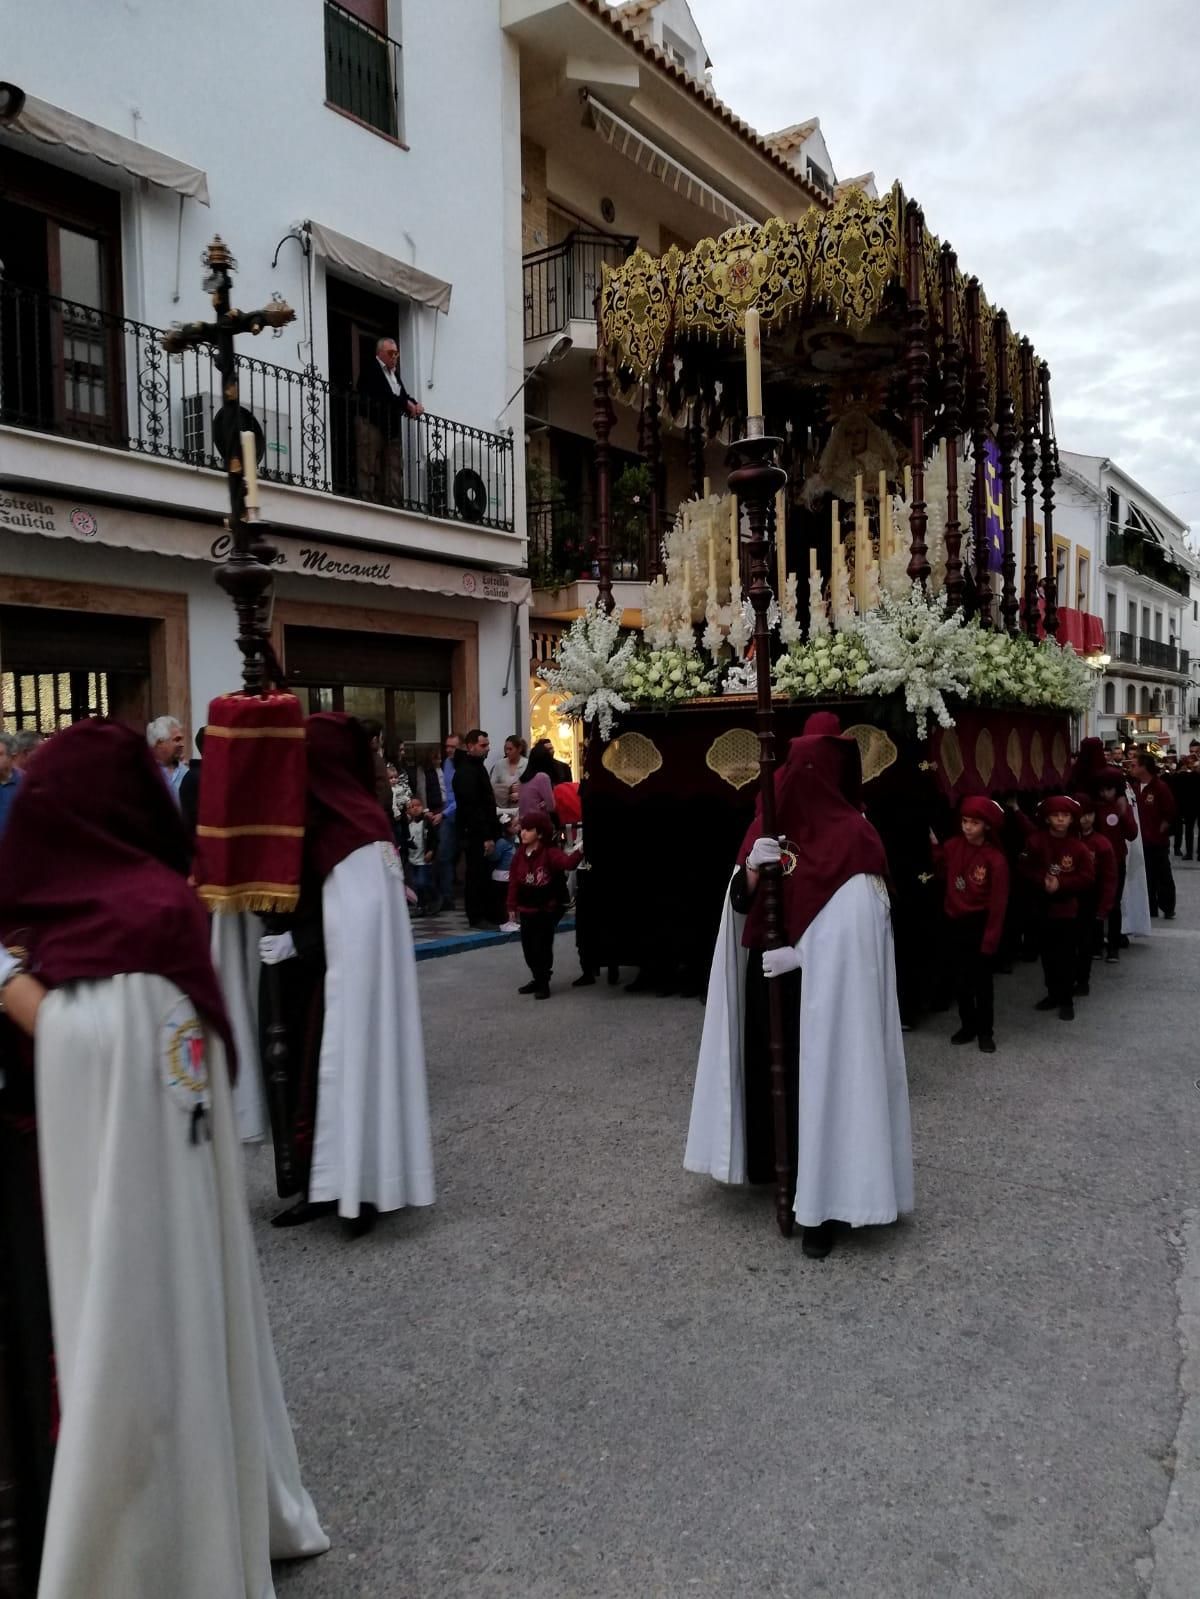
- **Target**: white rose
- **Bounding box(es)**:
[804,671,818,687]
[670,668,683,683]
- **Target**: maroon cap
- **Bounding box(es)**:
[961,795,1005,830]
[1039,794,1080,818]
[1072,791,1097,813]
[803,711,842,737]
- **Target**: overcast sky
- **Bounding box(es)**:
[688,0,1200,530]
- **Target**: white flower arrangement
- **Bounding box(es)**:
[622,645,717,708]
[773,629,871,699]
[856,583,975,731]
[967,630,1096,714]
[538,603,637,741]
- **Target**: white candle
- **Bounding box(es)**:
[240,430,259,510]
[809,548,818,579]
[878,470,889,558]
[707,529,716,601]
[730,493,739,585]
[684,558,693,622]
[702,476,711,500]
[744,306,763,418]
[775,488,787,599]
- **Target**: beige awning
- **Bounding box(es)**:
[304,220,452,313]
[7,94,210,203]
[581,92,755,229]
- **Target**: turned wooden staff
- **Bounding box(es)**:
[994,310,1019,636]
[728,414,792,1238]
[903,202,930,586]
[162,237,299,1197]
[1019,339,1040,638]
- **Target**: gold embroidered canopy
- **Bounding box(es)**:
[598,182,1036,425]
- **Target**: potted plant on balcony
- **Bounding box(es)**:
[612,462,653,580]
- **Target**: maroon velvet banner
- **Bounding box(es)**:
[929,707,1072,799]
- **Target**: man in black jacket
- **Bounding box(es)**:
[453,729,501,927]
[355,336,423,505]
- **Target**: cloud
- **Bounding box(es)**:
[688,0,1200,525]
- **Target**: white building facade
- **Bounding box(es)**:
[1057,452,1198,750]
[1,0,529,757]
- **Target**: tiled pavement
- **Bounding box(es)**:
[409,899,574,960]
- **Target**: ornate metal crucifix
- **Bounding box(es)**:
[161,236,295,693]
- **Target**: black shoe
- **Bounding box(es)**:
[801,1221,837,1260]
[534,984,551,1000]
[1034,996,1058,1012]
[950,1028,976,1045]
[1075,982,1090,996]
[624,972,655,993]
[978,1035,997,1054]
[572,971,597,987]
[1164,911,1176,920]
[343,1203,377,1239]
[1105,953,1119,964]
[1058,1003,1075,1021]
[271,1200,336,1229]
[518,980,538,995]
[1119,935,1130,948]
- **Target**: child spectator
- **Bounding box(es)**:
[1073,792,1116,997]
[932,795,1009,1054]
[1019,795,1095,1021]
[506,813,581,998]
[401,796,436,914]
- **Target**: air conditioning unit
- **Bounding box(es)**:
[176,392,294,480]
[1117,716,1135,736]
[419,435,509,526]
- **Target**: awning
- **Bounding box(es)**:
[0,493,528,604]
[7,95,210,204]
[581,91,756,229]
[304,221,452,313]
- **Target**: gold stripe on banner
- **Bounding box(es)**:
[203,725,306,739]
[196,824,305,839]
[197,883,301,913]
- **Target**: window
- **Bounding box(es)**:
[1106,591,1117,632]
[325,274,414,500]
[1054,541,1068,602]
[1142,606,1151,637]
[1140,686,1151,713]
[1128,600,1138,636]
[1166,690,1175,713]
[1104,681,1116,714]
[1076,555,1088,611]
[324,0,403,141]
[1126,684,1137,713]
[1107,487,1120,535]
[1154,610,1164,642]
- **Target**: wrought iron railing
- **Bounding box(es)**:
[523,231,637,341]
[526,495,654,590]
[1105,530,1190,598]
[324,0,402,139]
[1106,630,1138,665]
[0,279,514,531]
[1139,636,1179,673]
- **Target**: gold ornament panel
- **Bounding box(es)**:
[844,724,898,785]
[1029,729,1045,780]
[975,727,995,787]
[601,732,663,788]
[1051,730,1068,778]
[940,728,965,790]
[1006,727,1024,782]
[705,727,761,790]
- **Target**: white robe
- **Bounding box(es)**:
[686,873,914,1228]
[1121,781,1152,938]
[211,909,267,1142]
[307,840,435,1219]
[35,973,328,1599]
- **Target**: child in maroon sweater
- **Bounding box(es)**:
[506,813,582,998]
[933,795,1009,1054]
[1073,792,1117,997]
[1019,795,1095,1021]
[1091,766,1137,962]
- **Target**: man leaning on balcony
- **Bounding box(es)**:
[356,336,423,505]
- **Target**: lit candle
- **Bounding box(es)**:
[684,558,693,622]
[878,470,889,558]
[854,473,866,609]
[730,493,739,585]
[744,306,763,419]
[775,488,787,599]
[831,497,840,546]
[702,476,711,500]
[809,548,818,579]
[240,430,259,510]
[707,529,716,602]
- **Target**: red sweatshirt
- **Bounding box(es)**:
[934,835,1010,955]
[1093,794,1137,865]
[1019,829,1095,919]
[1134,776,1176,846]
[506,840,582,919]
[1077,829,1117,919]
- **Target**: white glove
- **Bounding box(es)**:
[258,931,297,966]
[0,947,22,989]
[761,945,802,980]
[746,836,782,870]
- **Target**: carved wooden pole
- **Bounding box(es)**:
[592,339,616,614]
[728,429,792,1239]
[1019,339,1040,638]
[904,202,930,585]
[939,244,965,611]
[688,396,706,500]
[1039,359,1060,638]
[994,311,1019,636]
[966,279,993,627]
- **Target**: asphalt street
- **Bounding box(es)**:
[261,862,1200,1599]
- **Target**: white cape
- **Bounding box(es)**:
[1121,782,1152,938]
[212,909,267,1142]
[308,841,435,1219]
[35,973,328,1599]
[685,873,914,1228]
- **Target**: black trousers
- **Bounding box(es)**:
[1041,917,1077,1005]
[1144,843,1176,917]
[1174,814,1196,856]
[950,912,994,1036]
[519,910,558,984]
[1106,859,1127,955]
[1075,894,1098,990]
[463,840,493,925]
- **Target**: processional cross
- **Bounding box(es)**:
[162,237,295,692]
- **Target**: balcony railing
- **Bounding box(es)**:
[1105,530,1191,598]
[0,279,514,531]
[324,0,402,139]
[527,496,653,590]
[523,231,637,342]
[1103,630,1188,676]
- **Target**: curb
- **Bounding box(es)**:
[414,916,576,962]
